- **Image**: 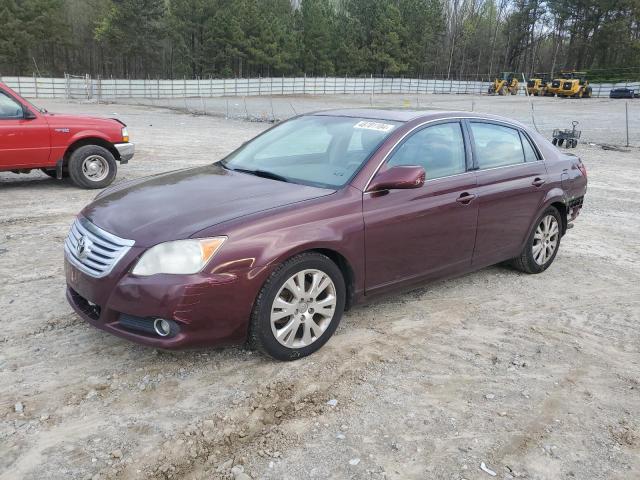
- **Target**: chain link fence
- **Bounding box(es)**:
[1,74,637,147]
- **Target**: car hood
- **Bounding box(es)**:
[44,113,122,128]
[82,164,334,246]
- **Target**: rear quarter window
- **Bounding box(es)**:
[520,132,540,162]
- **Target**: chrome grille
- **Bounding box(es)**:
[64,217,134,278]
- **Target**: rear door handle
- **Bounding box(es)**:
[456,192,476,205]
[532,177,546,187]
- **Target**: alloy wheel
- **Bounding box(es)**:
[270,269,337,348]
[532,214,559,265]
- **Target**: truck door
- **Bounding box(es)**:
[0,89,50,169]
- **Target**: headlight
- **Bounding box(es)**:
[132,237,226,276]
[122,127,129,142]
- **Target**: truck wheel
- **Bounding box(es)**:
[68,145,117,189]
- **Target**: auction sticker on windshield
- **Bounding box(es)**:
[353,121,396,132]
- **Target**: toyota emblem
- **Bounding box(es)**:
[76,235,93,259]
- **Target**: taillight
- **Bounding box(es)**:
[577,160,587,178]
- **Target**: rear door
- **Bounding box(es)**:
[468,120,549,265]
[363,120,478,291]
[0,89,50,169]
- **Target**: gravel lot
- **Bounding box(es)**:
[1,98,639,480]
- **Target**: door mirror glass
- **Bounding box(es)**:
[368,165,425,192]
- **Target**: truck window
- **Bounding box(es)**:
[0,91,24,119]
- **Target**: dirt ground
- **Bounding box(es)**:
[1,98,639,480]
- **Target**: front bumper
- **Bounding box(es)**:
[114,142,135,163]
[65,252,272,349]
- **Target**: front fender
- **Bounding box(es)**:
[67,130,114,146]
[203,187,366,297]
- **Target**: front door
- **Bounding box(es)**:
[363,121,479,291]
[468,121,549,265]
[0,89,50,169]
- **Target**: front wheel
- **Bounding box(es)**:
[68,145,117,189]
[248,253,346,360]
[511,207,562,274]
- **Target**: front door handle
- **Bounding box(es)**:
[456,192,476,205]
[532,177,546,187]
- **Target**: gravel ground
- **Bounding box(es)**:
[1,99,639,480]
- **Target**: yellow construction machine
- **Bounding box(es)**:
[488,72,520,95]
[526,74,552,96]
[549,71,592,98]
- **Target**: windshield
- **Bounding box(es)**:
[221,115,402,189]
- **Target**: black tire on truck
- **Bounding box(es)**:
[67,145,117,189]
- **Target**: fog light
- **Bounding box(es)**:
[153,318,172,337]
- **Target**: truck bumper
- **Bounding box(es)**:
[114,143,135,164]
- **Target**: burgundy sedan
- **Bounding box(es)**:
[64,110,587,360]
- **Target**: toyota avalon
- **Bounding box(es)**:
[64,110,587,360]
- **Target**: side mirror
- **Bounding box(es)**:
[368,165,425,192]
[22,107,37,120]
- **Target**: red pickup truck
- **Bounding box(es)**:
[0,82,133,188]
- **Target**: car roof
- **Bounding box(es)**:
[311,108,527,127]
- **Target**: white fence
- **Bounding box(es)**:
[2,74,638,100]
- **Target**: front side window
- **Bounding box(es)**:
[470,122,525,169]
[222,115,401,189]
[386,122,466,180]
[0,91,24,119]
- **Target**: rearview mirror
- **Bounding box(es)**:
[368,165,425,192]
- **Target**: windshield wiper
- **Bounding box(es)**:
[229,168,289,183]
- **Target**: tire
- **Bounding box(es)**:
[248,252,346,361]
[552,138,558,145]
[557,138,564,147]
[68,145,117,189]
[511,207,562,274]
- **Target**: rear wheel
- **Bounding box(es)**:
[511,207,562,274]
[68,145,117,189]
[557,138,564,147]
[248,253,346,360]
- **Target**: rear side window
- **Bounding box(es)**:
[387,122,466,180]
[471,122,525,169]
[520,132,539,162]
[0,91,23,119]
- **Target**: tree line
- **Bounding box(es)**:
[1,0,639,80]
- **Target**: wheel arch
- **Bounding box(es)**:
[63,137,120,165]
[266,245,358,311]
[549,201,567,235]
[308,248,356,311]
